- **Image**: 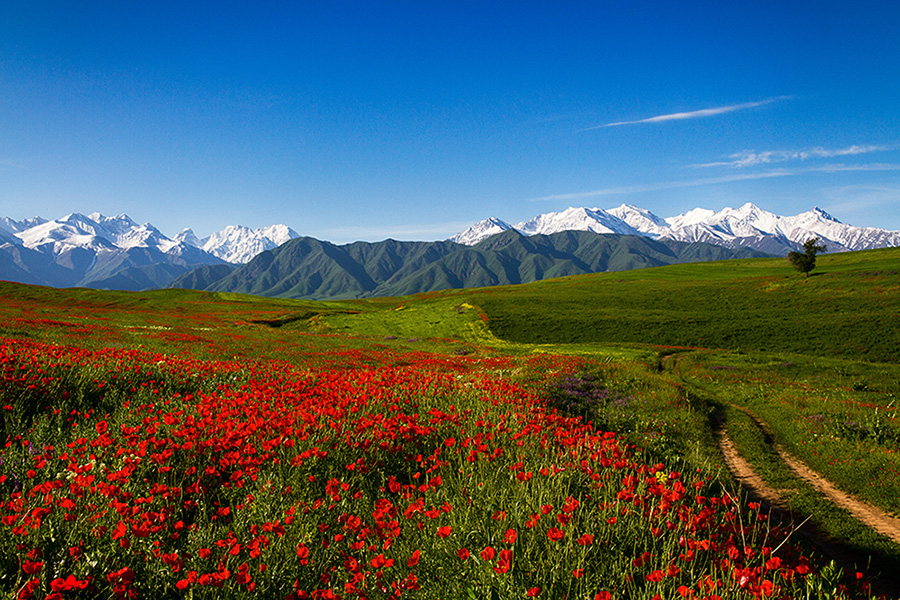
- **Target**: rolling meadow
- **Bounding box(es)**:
[1,248,899,599]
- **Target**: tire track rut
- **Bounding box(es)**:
[660,352,900,592]
[727,403,900,546]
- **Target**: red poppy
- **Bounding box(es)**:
[493,549,512,574]
[408,550,420,567]
[547,527,565,542]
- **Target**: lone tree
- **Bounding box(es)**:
[787,238,827,277]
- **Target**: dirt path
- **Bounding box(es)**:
[661,351,900,591]
[728,404,900,546]
[661,352,900,546]
[715,410,900,595]
[713,413,787,509]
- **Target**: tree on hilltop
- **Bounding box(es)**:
[787,238,827,277]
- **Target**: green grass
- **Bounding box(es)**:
[468,248,900,362]
[720,403,900,581]
[677,350,900,518]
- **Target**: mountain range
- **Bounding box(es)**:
[168,230,768,300]
[0,212,298,291]
[1,203,898,296]
[450,203,900,255]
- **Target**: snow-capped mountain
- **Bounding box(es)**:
[188,224,300,264]
[516,206,641,237]
[0,212,299,291]
[0,216,47,235]
[173,228,202,248]
[607,204,671,236]
[15,212,181,255]
[452,203,900,254]
[448,217,513,245]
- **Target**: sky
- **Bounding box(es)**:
[1,1,899,243]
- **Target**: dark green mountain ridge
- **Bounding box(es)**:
[169,230,769,300]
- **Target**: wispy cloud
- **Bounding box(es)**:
[695,144,892,168]
[820,184,900,219]
[585,97,789,130]
[529,171,794,202]
[529,163,900,203]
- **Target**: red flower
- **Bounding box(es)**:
[527,587,541,597]
[458,548,470,561]
[51,574,90,592]
[437,525,452,538]
[493,549,512,574]
[547,527,565,542]
[577,533,593,546]
[481,547,496,561]
[561,496,579,513]
[646,570,664,583]
[408,550,420,567]
[632,551,652,568]
[370,554,393,569]
[503,528,517,544]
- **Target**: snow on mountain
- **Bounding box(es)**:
[14,212,188,255]
[448,217,513,245]
[173,228,202,248]
[664,207,718,230]
[5,212,300,266]
[778,207,900,251]
[607,204,670,236]
[198,224,300,264]
[452,202,900,253]
[515,206,640,237]
[16,213,120,254]
[0,216,46,236]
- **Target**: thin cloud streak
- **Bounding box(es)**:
[529,171,793,202]
[529,163,900,203]
[585,97,789,130]
[820,184,900,223]
[695,144,892,168]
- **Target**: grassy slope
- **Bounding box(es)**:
[468,248,900,362]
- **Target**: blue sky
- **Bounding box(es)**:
[2,1,898,242]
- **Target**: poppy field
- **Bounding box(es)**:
[0,275,895,599]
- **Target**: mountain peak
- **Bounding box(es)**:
[453,204,900,253]
[514,206,639,238]
[448,217,513,245]
[200,224,300,263]
[174,228,202,247]
[811,206,840,222]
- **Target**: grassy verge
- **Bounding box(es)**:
[681,351,900,519]
[721,403,900,583]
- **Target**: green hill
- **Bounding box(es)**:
[468,247,900,362]
[170,230,767,300]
